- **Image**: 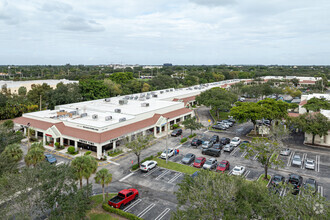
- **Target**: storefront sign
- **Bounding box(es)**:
[45,134,52,137]
[79,139,95,146]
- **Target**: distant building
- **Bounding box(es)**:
[163,63,172,67]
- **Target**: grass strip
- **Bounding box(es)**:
[154,157,199,175]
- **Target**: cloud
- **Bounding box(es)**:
[189,0,236,7]
[0,0,21,25]
[61,16,105,32]
[40,1,73,13]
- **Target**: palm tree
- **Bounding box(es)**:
[83,155,98,186]
[24,147,44,167]
[30,142,44,151]
[71,156,86,189]
[1,144,23,162]
[94,168,112,202]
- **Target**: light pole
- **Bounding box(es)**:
[166,117,169,164]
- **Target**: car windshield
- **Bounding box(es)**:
[141,164,146,167]
[232,139,238,142]
[192,139,198,142]
[293,156,300,160]
[46,155,54,159]
[233,168,240,172]
[306,161,314,165]
[163,149,172,153]
[219,163,226,167]
[195,159,202,163]
[184,154,192,158]
[205,161,212,165]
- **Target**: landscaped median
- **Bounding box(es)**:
[102,203,143,220]
[257,174,271,187]
[153,157,199,175]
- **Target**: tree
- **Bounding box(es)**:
[24,146,44,167]
[196,87,237,118]
[1,143,23,162]
[27,83,52,108]
[94,168,112,202]
[257,98,290,125]
[141,82,150,92]
[104,79,122,96]
[304,97,330,112]
[173,170,330,219]
[83,155,98,187]
[242,137,283,180]
[182,117,203,135]
[291,78,299,87]
[71,156,88,189]
[79,79,108,101]
[293,113,330,145]
[0,123,24,155]
[18,86,27,96]
[125,135,153,166]
[230,102,270,134]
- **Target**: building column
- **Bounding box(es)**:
[142,130,146,136]
[74,141,78,151]
[128,135,132,142]
[35,130,38,139]
[113,141,117,150]
[97,144,102,159]
[23,127,27,136]
[154,127,157,136]
[43,133,46,146]
[60,137,64,146]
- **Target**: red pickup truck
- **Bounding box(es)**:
[108,188,139,209]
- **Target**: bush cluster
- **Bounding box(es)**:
[188,133,196,138]
[108,149,123,157]
[172,124,179,129]
[67,146,76,154]
[180,137,188,143]
[84,151,92,156]
[102,203,143,220]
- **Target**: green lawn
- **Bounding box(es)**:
[154,157,199,175]
[89,213,118,220]
[257,174,271,187]
[210,109,230,121]
[91,194,116,208]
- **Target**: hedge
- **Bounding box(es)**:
[67,146,76,154]
[180,137,188,143]
[188,133,196,138]
[131,155,154,171]
[85,151,92,156]
[102,203,143,220]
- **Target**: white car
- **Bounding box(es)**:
[292,155,302,167]
[160,148,174,159]
[217,122,229,128]
[202,141,213,149]
[232,166,246,176]
[230,137,241,147]
[280,148,291,156]
[305,159,315,170]
[140,160,157,172]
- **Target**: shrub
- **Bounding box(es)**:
[172,124,179,129]
[180,137,188,143]
[108,149,123,157]
[54,142,60,148]
[102,203,143,220]
[157,151,162,157]
[29,136,37,142]
[84,151,92,155]
[188,133,196,138]
[15,131,22,135]
[67,146,76,154]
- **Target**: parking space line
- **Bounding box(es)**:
[241,150,247,158]
[143,167,160,177]
[155,170,171,180]
[302,153,307,169]
[119,173,135,182]
[203,130,209,134]
[230,148,239,156]
[168,173,183,183]
[281,188,287,197]
[56,161,64,166]
[243,170,250,179]
[253,153,259,161]
[155,208,171,220]
[123,199,142,212]
[318,186,324,197]
[137,203,155,218]
[287,151,294,167]
[316,155,320,172]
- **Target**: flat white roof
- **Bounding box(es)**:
[0,79,78,89]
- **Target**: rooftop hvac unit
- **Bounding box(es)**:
[92,114,98,119]
[141,103,150,107]
[166,89,169,92]
[170,89,173,92]
[59,110,65,112]
[160,91,164,94]
[119,117,126,122]
[124,96,130,100]
[139,97,146,101]
[152,94,158,98]
[119,99,128,105]
[194,86,198,89]
[134,96,138,100]
[115,109,121,113]
[80,113,87,118]
[147,92,151,95]
[129,95,134,100]
[146,95,150,99]
[69,111,77,115]
[105,98,111,102]
[140,93,145,98]
[105,116,112,121]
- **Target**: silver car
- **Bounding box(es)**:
[305,159,315,170]
[280,148,291,156]
[202,141,213,149]
[292,155,302,167]
[203,158,217,170]
[181,153,196,164]
[223,144,234,152]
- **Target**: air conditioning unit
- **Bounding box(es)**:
[141,103,150,107]
[160,91,164,94]
[147,92,151,95]
[134,96,138,100]
[140,94,145,98]
[129,95,134,100]
[170,89,173,92]
[70,111,77,115]
[115,109,121,113]
[146,95,150,99]
[119,99,128,105]
[152,94,158,98]
[166,89,169,92]
[80,113,87,118]
[105,98,111,102]
[105,116,112,121]
[124,96,130,100]
[59,110,65,112]
[119,117,126,122]
[92,114,98,119]
[139,97,146,101]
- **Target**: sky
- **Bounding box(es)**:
[1,0,330,65]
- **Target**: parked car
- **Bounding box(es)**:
[160,148,174,159]
[218,122,229,129]
[203,158,217,170]
[191,138,203,147]
[108,188,139,209]
[181,153,196,164]
[212,124,227,130]
[292,155,302,167]
[216,160,230,172]
[228,117,236,123]
[220,137,231,145]
[288,174,303,195]
[171,129,182,137]
[280,148,291,156]
[45,154,57,164]
[305,159,315,170]
[193,157,206,168]
[240,140,250,149]
[212,143,223,150]
[222,120,233,127]
[140,160,157,172]
[232,166,246,176]
[230,137,241,147]
[271,174,285,186]
[202,148,221,157]
[202,141,213,149]
[223,144,234,152]
[304,178,317,194]
[210,135,219,144]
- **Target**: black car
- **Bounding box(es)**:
[271,174,285,186]
[288,174,303,195]
[171,129,182,137]
[220,137,230,145]
[241,140,250,149]
[304,178,317,194]
[191,138,203,147]
[212,124,226,130]
[202,148,221,157]
[212,143,223,150]
[210,135,219,144]
[228,118,236,123]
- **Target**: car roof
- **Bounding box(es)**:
[306,178,316,183]
[196,157,205,160]
[234,165,244,169]
[185,153,194,156]
[207,158,216,161]
[142,160,155,165]
[289,174,301,178]
[274,174,283,178]
[306,159,314,162]
[220,160,228,163]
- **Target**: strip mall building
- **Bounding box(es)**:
[14,79,244,159]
